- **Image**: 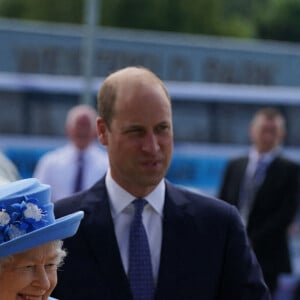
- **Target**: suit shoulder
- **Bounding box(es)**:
[175,188,244,236]
[275,156,300,173]
[280,156,299,166]
[54,192,86,217]
[54,179,106,217]
[227,156,248,166]
[168,183,238,218]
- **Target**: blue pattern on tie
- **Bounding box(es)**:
[73,152,84,193]
[239,158,268,225]
[253,158,268,187]
[128,199,154,300]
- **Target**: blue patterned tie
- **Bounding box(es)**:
[73,152,84,193]
[239,158,268,225]
[128,199,154,300]
[253,158,267,187]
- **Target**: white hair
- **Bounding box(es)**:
[0,240,66,274]
[65,104,97,130]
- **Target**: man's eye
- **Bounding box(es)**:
[157,124,170,132]
[45,263,58,270]
[127,128,144,135]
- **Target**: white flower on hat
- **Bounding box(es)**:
[7,224,25,239]
[0,209,10,226]
[23,203,43,221]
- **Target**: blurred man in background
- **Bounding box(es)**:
[219,107,299,295]
[0,151,20,183]
[34,104,108,202]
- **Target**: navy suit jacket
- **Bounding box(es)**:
[219,155,300,291]
[52,177,270,300]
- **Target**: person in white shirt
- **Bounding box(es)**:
[34,104,108,202]
[0,151,20,182]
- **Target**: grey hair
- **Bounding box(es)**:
[65,104,97,130]
[0,240,67,274]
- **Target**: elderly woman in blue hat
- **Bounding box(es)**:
[0,178,84,300]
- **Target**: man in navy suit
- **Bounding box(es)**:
[219,107,300,295]
[53,67,270,299]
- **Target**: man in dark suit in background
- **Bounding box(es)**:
[53,67,270,299]
[219,107,299,295]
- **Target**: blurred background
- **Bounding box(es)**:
[1,0,300,297]
[1,0,300,193]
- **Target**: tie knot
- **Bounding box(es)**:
[132,199,147,218]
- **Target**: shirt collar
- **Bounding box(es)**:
[69,142,96,159]
[105,168,165,218]
[249,146,280,165]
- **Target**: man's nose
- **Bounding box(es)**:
[141,133,160,153]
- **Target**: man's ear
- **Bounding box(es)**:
[96,117,108,145]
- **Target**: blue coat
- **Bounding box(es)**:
[53,177,270,299]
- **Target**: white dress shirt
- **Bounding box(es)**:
[106,169,164,284]
[34,142,108,202]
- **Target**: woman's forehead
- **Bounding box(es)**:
[13,243,58,263]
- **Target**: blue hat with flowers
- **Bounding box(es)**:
[0,178,84,258]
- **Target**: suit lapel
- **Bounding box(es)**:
[156,182,225,299]
[234,158,248,205]
[248,156,283,228]
[155,182,190,299]
[251,156,280,210]
[81,179,132,299]
[256,156,280,192]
